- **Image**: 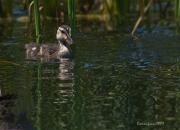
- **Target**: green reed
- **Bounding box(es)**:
[175,0,180,22]
[68,0,76,36]
[175,0,180,17]
[33,0,41,44]
[175,0,180,30]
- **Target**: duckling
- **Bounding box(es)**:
[56,25,73,58]
[25,25,73,60]
[38,44,58,58]
[25,43,39,59]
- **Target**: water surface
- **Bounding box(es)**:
[0,21,180,130]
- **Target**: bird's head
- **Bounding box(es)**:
[56,25,73,46]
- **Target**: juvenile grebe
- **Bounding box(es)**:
[25,25,73,59]
[56,25,73,58]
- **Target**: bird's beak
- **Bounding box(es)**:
[65,32,73,46]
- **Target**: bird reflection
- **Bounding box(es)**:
[32,58,75,130]
[58,58,74,81]
[56,58,74,104]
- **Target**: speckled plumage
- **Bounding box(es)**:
[25,25,73,60]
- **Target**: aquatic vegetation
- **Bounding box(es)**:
[68,0,76,36]
[0,0,180,32]
[33,0,41,43]
[0,1,180,130]
[175,0,180,31]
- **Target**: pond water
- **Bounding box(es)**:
[0,20,180,130]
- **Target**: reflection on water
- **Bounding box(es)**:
[0,21,180,130]
[32,58,74,130]
[59,59,74,81]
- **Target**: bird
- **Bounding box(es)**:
[55,25,73,58]
[25,25,73,60]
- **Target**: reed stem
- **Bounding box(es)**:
[68,0,71,19]
[131,0,153,38]
[68,0,76,36]
[33,0,41,44]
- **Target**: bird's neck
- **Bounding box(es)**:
[58,41,66,48]
[58,40,72,53]
[58,41,69,53]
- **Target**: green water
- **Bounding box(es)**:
[0,20,180,130]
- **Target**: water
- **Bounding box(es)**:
[0,20,180,130]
